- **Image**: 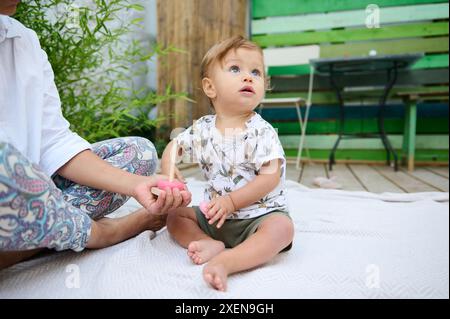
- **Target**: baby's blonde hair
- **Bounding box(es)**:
[200,36,269,111]
[200,35,265,79]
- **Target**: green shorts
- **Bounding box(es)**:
[194,207,293,252]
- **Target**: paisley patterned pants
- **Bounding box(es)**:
[0,137,158,252]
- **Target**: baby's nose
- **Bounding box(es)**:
[243,73,253,82]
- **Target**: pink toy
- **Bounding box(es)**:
[199,201,210,217]
[157,180,186,191]
[151,180,186,197]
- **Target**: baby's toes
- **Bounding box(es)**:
[188,242,198,253]
[214,276,225,291]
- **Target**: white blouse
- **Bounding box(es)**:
[0,15,91,177]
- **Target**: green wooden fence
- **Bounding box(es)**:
[251,0,449,164]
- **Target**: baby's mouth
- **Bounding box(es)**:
[239,86,255,94]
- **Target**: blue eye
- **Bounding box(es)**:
[251,69,262,77]
[229,65,240,74]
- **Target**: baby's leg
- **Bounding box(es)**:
[167,208,225,265]
[203,214,294,292]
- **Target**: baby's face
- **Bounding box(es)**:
[206,48,265,113]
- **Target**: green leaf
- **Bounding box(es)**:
[233,176,244,185]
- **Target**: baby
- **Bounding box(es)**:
[162,36,294,292]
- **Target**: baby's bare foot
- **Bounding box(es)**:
[203,261,228,292]
[187,240,225,265]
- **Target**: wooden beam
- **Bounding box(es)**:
[157,0,247,133]
[284,149,449,163]
[254,22,449,48]
[252,3,449,34]
[270,69,449,91]
[320,37,448,58]
[252,0,447,18]
[271,119,449,135]
[268,54,449,76]
[279,135,449,150]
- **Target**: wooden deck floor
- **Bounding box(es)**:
[179,164,449,193]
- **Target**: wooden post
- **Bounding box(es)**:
[402,98,418,172]
[157,0,248,136]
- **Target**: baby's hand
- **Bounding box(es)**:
[206,195,236,229]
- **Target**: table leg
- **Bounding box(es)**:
[378,67,399,171]
[403,100,417,172]
[402,101,411,166]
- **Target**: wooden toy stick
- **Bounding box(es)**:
[168,139,178,182]
[151,187,161,197]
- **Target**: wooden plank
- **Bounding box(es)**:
[284,149,449,163]
[252,3,449,34]
[412,54,449,70]
[268,54,449,76]
[405,168,449,191]
[266,86,449,104]
[285,163,301,182]
[254,22,449,48]
[298,163,328,188]
[279,135,450,150]
[270,69,450,91]
[262,101,449,120]
[349,164,405,193]
[179,164,205,180]
[327,164,366,191]
[264,45,320,67]
[426,167,450,178]
[373,166,440,192]
[271,119,450,135]
[252,0,447,18]
[320,37,449,58]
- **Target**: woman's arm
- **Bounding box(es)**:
[57,149,149,196]
[57,149,191,213]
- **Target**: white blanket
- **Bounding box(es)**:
[0,178,448,299]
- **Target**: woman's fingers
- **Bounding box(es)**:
[180,191,192,207]
[161,187,174,213]
[171,187,183,210]
[149,190,166,215]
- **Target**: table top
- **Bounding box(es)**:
[310,54,423,75]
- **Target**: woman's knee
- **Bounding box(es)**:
[127,137,159,176]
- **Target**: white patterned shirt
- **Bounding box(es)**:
[176,112,288,219]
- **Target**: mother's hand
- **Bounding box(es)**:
[133,174,192,215]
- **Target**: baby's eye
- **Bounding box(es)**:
[229,65,240,74]
[251,69,262,77]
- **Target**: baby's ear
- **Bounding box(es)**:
[202,77,216,99]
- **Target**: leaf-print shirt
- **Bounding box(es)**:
[176,112,288,219]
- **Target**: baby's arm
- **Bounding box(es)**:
[206,159,282,228]
[161,140,185,182]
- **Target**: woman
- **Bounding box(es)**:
[0,0,191,269]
